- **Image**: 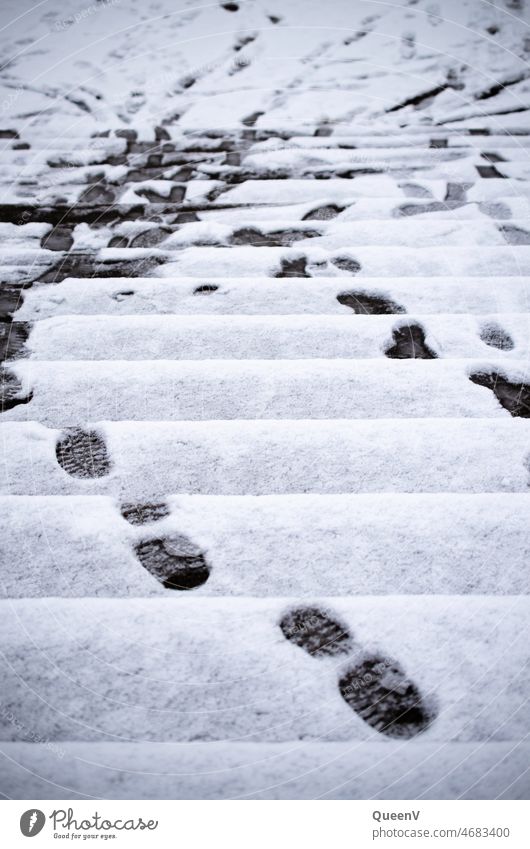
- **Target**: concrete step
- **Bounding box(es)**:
[2,246,530,284]
[0,596,526,743]
[13,277,530,319]
[2,218,523,251]
[2,418,529,496]
[2,359,527,423]
[11,314,530,361]
[1,493,528,597]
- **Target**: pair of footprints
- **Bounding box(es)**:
[280,605,435,739]
[121,501,211,591]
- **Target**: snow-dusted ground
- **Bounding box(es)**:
[0,0,529,800]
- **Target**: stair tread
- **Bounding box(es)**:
[3,358,527,423]
[1,493,528,597]
[1,740,527,800]
[0,596,527,744]
[2,418,529,495]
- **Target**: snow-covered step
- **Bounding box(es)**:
[249,134,530,150]
[14,276,530,319]
[2,419,529,496]
[13,314,530,361]
[197,196,530,222]
[3,197,530,227]
[2,359,527,423]
[0,180,217,206]
[0,596,526,743]
[1,740,526,800]
[219,179,530,205]
[2,494,528,597]
[8,145,524,167]
[10,245,530,282]
[134,219,513,249]
[12,130,530,148]
[152,246,530,278]
[0,157,503,186]
[4,218,521,250]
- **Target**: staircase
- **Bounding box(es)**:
[0,124,529,799]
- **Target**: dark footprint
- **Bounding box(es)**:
[280,605,433,738]
[332,256,361,275]
[481,151,506,163]
[108,236,129,248]
[337,291,406,315]
[134,534,210,590]
[56,428,111,478]
[499,225,530,245]
[41,226,74,251]
[274,256,310,277]
[469,371,530,417]
[0,320,31,361]
[395,181,471,217]
[121,501,170,525]
[339,653,432,738]
[479,201,511,219]
[193,284,219,295]
[130,227,170,248]
[137,185,185,203]
[479,321,514,350]
[303,204,344,220]
[280,606,354,657]
[476,165,505,179]
[0,367,33,412]
[385,322,437,359]
[0,284,27,320]
[242,111,264,127]
[36,253,165,284]
[176,211,199,223]
[231,227,318,247]
[445,182,472,203]
[79,184,116,204]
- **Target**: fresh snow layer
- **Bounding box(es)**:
[3,246,530,282]
[20,314,530,360]
[15,277,530,319]
[0,0,527,131]
[2,359,527,423]
[0,596,527,743]
[1,741,527,800]
[155,246,530,279]
[1,419,530,497]
[1,494,528,597]
[6,218,526,251]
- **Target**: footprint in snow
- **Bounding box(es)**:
[56,427,111,478]
[385,321,437,359]
[121,502,210,590]
[469,370,530,417]
[337,291,406,315]
[134,534,210,590]
[279,605,434,738]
